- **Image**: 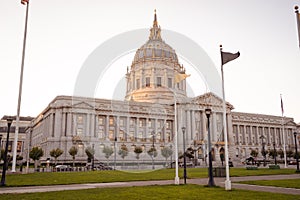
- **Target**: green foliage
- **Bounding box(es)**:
[277,149,284,159]
[261,148,268,157]
[50,148,64,164]
[161,146,172,160]
[0,149,5,161]
[85,146,95,160]
[286,149,294,160]
[103,145,114,159]
[29,147,44,161]
[68,146,78,167]
[118,145,128,159]
[147,147,157,158]
[134,146,143,160]
[268,149,277,159]
[250,149,258,158]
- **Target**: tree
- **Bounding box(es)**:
[50,148,64,165]
[85,146,95,163]
[134,146,143,169]
[277,149,284,160]
[68,146,78,167]
[250,149,258,158]
[0,149,4,161]
[118,145,129,167]
[286,149,294,161]
[161,146,173,167]
[103,145,114,166]
[147,147,157,169]
[268,149,277,159]
[29,146,44,171]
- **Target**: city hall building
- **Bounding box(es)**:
[23,13,299,167]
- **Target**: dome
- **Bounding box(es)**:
[125,10,188,104]
[132,11,178,65]
[133,39,179,64]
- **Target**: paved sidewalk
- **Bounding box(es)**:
[0,174,299,195]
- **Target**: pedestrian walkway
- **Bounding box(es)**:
[0,174,299,195]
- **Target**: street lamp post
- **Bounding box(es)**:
[114,137,117,170]
[182,127,187,184]
[92,144,95,170]
[273,142,277,165]
[293,132,299,172]
[205,108,215,187]
[151,131,155,170]
[260,135,266,166]
[1,118,13,186]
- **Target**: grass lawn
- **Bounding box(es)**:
[1,184,300,200]
[1,167,297,187]
[239,179,300,189]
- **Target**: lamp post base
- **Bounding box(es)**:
[174,176,180,185]
[225,180,232,190]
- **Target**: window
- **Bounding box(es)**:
[77,115,83,124]
[168,78,172,88]
[130,132,135,142]
[119,130,125,141]
[148,120,152,128]
[109,117,114,125]
[139,119,144,127]
[130,118,135,126]
[77,128,83,136]
[146,77,150,87]
[156,77,162,87]
[98,117,104,125]
[99,130,104,139]
[109,130,114,141]
[119,118,124,126]
[136,79,140,89]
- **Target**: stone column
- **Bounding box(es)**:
[201,111,206,141]
[191,110,195,140]
[66,113,72,137]
[212,112,217,142]
[105,115,109,139]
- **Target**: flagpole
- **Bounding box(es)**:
[12,1,30,172]
[174,96,180,185]
[220,45,231,190]
[281,94,287,168]
[295,6,300,48]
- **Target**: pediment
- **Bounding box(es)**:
[72,101,94,109]
[192,92,234,110]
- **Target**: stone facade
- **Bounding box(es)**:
[0,116,33,159]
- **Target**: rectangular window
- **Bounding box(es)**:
[146,77,150,87]
[77,115,83,124]
[130,118,135,126]
[109,130,114,141]
[139,119,144,127]
[109,117,114,125]
[156,77,162,87]
[148,119,152,128]
[136,79,140,89]
[119,130,125,141]
[120,118,124,126]
[168,78,172,88]
[77,128,83,136]
[98,117,104,125]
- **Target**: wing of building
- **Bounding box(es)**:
[17,12,299,169]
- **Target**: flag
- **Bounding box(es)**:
[280,95,284,116]
[174,73,190,83]
[295,6,300,48]
[21,0,29,5]
[221,51,240,65]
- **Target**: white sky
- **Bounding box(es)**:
[1,0,300,122]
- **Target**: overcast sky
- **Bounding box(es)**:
[1,0,300,123]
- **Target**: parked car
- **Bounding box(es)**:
[55,165,69,171]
